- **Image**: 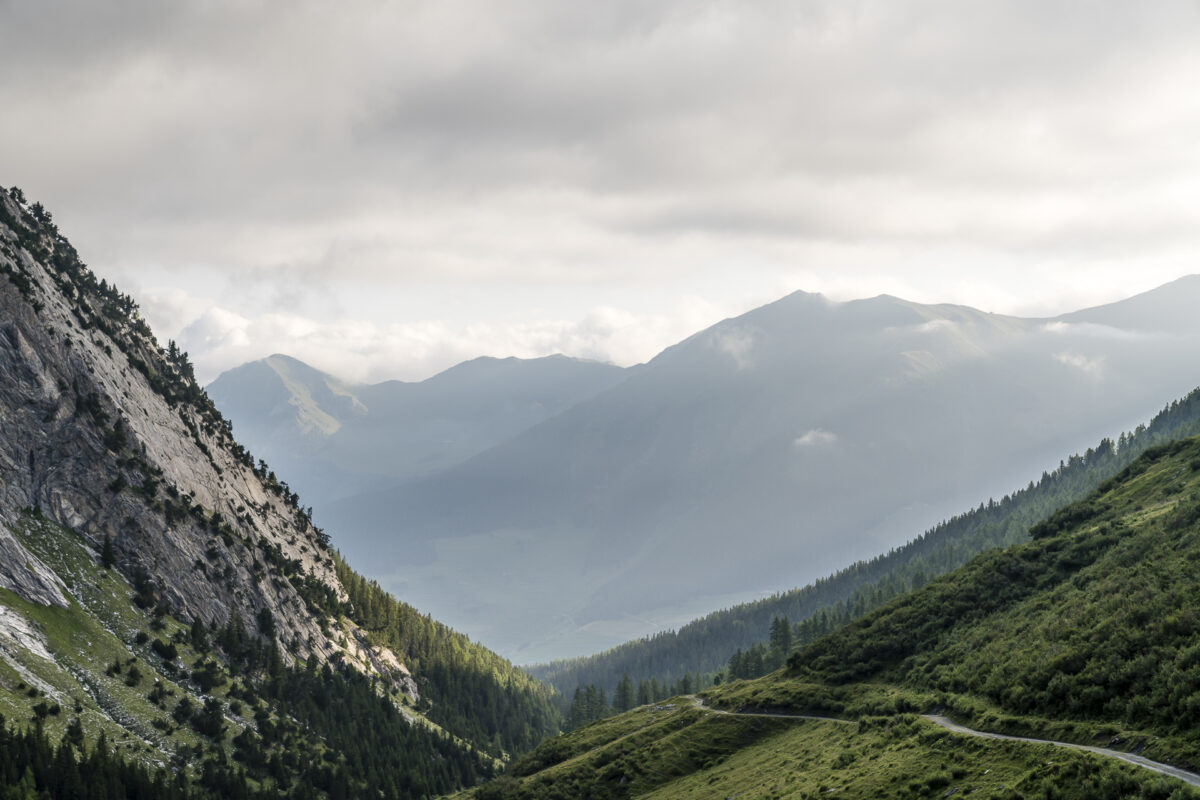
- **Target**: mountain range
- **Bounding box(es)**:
[207,353,628,510]
[211,278,1200,662]
[529,384,1200,700]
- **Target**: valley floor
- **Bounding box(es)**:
[468,690,1200,800]
[690,694,1200,787]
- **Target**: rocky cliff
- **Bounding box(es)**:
[0,188,379,671]
[0,188,559,797]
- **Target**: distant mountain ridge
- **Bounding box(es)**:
[211,279,1200,663]
[208,352,628,508]
[529,383,1200,699]
[329,280,1200,661]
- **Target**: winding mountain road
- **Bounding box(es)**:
[687,696,1200,788]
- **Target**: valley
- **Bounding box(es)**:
[213,281,1200,663]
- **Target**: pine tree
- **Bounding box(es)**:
[769,615,792,656]
[614,674,635,712]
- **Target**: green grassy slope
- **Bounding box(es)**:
[0,510,500,797]
[469,699,1194,800]
[0,511,248,763]
[474,434,1200,798]
[786,437,1200,758]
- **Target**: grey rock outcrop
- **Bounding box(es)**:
[0,190,384,673]
[0,521,67,607]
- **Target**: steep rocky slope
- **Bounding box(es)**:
[0,187,559,796]
[0,190,350,663]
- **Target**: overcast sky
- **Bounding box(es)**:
[4,0,1200,384]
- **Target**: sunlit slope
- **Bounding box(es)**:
[467,699,1193,799]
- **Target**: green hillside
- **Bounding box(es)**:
[531,388,1200,701]
[0,510,499,798]
[789,435,1200,758]
[476,434,1200,798]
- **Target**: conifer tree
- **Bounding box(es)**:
[101,534,116,569]
[613,674,635,711]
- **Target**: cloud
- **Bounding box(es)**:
[915,319,956,334]
[1053,352,1106,378]
[886,318,957,336]
[794,429,838,448]
[1040,321,1158,341]
[710,327,756,369]
[163,295,731,385]
[5,0,1200,370]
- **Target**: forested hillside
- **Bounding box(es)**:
[336,560,559,755]
[475,431,1200,799]
[531,386,1200,700]
[793,434,1200,751]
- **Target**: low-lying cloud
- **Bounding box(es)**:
[1053,352,1106,379]
[794,429,838,448]
[158,295,730,385]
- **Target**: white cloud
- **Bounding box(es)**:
[916,319,956,334]
[5,0,1200,373]
[1053,352,1106,378]
[794,429,838,448]
[710,327,756,370]
[1040,321,1158,340]
[886,318,958,336]
[165,296,731,385]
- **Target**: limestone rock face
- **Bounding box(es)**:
[0,191,386,674]
[0,522,67,608]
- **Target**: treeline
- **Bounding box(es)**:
[0,531,502,799]
[531,386,1200,697]
[562,673,706,731]
[0,660,494,800]
[0,714,261,800]
[145,610,498,797]
[335,557,561,755]
[245,658,493,797]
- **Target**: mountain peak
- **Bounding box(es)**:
[1060,274,1200,334]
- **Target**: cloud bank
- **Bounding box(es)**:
[4,1,1200,380]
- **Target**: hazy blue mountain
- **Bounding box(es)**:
[1059,274,1200,334]
[321,281,1200,663]
[207,353,629,506]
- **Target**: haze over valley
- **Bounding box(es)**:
[211,277,1200,662]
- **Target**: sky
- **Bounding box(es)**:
[4,0,1200,384]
